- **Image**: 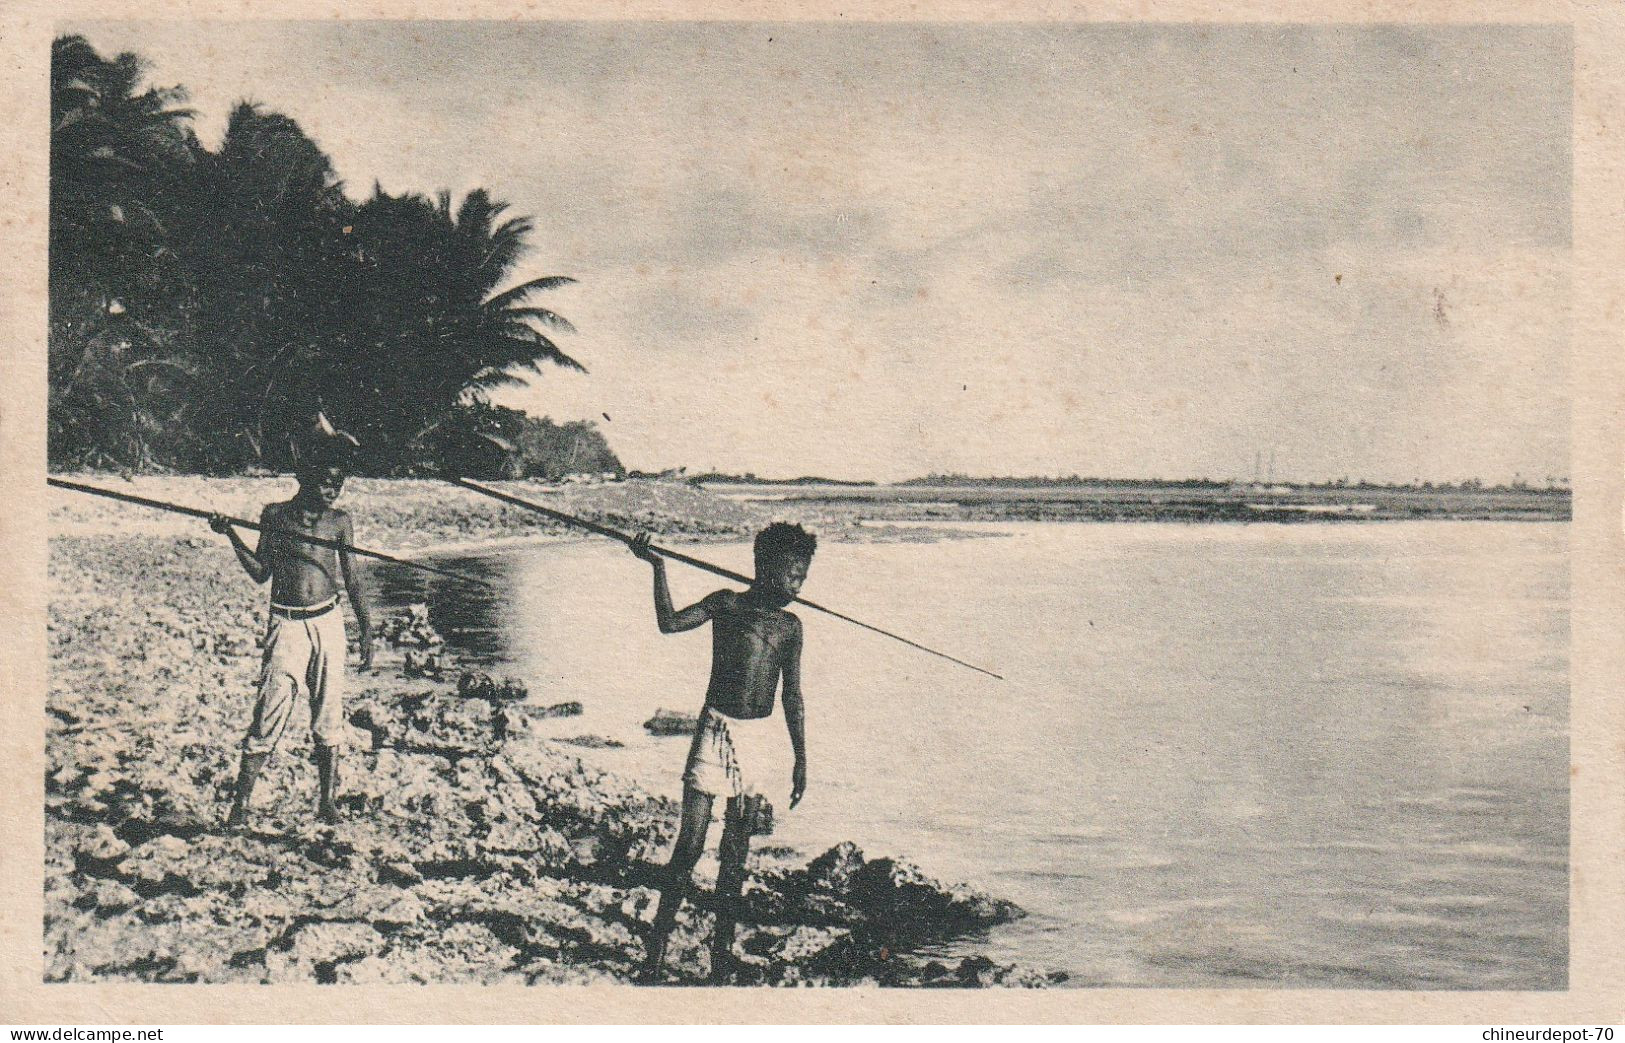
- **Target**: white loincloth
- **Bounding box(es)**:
[682,706,784,802]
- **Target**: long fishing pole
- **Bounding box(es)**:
[50,477,496,590]
[446,476,1004,681]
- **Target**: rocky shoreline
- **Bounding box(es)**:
[45,482,1063,986]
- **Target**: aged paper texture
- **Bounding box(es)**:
[2,0,1621,1025]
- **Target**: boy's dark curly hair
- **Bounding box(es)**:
[754,521,817,570]
[294,440,355,484]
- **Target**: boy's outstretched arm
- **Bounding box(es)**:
[210,506,272,584]
[783,618,807,808]
[629,532,717,633]
[337,514,373,669]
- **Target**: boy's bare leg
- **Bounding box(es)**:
[314,744,340,824]
[224,751,268,829]
[710,796,751,983]
[642,787,714,983]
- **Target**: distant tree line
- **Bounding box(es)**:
[49,35,602,476]
[431,402,623,481]
[898,473,1570,494]
[899,473,1229,489]
[686,473,877,487]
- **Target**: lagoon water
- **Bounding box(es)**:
[372,521,1568,989]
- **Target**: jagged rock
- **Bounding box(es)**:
[946,954,1067,987]
[302,835,356,870]
[368,891,427,928]
[535,827,573,861]
[534,700,582,718]
[238,888,298,925]
[567,834,604,865]
[486,754,522,787]
[846,857,1021,929]
[483,817,543,851]
[751,842,1021,940]
[403,649,452,680]
[455,672,529,703]
[117,834,210,898]
[268,921,385,982]
[85,879,140,913]
[400,691,497,756]
[77,824,131,864]
[457,671,499,700]
[378,860,423,888]
[380,603,443,649]
[807,841,865,893]
[349,705,394,751]
[553,735,625,749]
[618,891,656,924]
[643,708,698,736]
[330,954,395,984]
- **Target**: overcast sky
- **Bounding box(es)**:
[69,21,1571,483]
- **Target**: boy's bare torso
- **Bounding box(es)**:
[703,590,802,719]
[261,500,347,607]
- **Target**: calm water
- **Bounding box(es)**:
[371,521,1568,989]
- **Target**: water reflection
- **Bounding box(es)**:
[368,553,521,663]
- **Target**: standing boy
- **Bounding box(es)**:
[212,446,372,828]
[630,522,815,983]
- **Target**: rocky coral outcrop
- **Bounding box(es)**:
[380,604,443,649]
[457,671,529,703]
[642,708,698,736]
[46,533,1059,986]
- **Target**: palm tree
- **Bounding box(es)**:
[337,186,581,467]
[49,35,198,469]
[183,101,355,470]
[445,188,583,398]
[47,36,585,474]
[50,36,195,288]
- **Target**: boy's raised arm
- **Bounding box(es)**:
[630,532,718,633]
[211,505,272,584]
[337,514,373,669]
[782,617,807,808]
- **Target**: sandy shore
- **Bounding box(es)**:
[45,476,1057,986]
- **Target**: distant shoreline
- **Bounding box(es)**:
[698,480,1571,525]
[49,473,1570,557]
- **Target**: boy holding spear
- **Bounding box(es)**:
[212,438,373,828]
[629,522,815,984]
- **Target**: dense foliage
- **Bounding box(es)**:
[427,402,624,481]
[49,35,599,475]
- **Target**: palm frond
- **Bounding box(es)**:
[464,368,530,391]
[489,328,585,373]
[492,307,577,333]
[482,276,576,312]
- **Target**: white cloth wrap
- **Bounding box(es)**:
[682,706,784,801]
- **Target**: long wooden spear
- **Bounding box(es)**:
[446,476,1004,680]
[49,477,496,590]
